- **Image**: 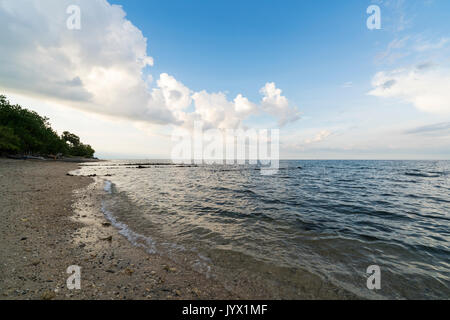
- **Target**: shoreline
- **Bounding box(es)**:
[0,159,238,300]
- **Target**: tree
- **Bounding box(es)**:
[62,131,95,157]
[0,94,95,158]
[0,126,21,153]
[62,131,81,147]
[71,143,95,158]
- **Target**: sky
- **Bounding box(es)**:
[0,0,449,159]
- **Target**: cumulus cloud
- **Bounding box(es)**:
[0,0,174,122]
[369,65,450,114]
[187,91,256,129]
[180,84,293,130]
[149,73,192,124]
[0,0,300,128]
[260,82,301,126]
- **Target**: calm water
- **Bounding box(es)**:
[73,160,450,299]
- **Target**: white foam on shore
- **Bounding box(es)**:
[102,180,157,254]
[104,180,113,194]
[101,204,157,254]
[100,180,213,277]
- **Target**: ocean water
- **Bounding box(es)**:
[72,160,450,299]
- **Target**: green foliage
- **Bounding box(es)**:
[62,131,95,158]
[0,94,95,158]
[0,126,21,152]
[62,131,80,147]
[70,143,95,158]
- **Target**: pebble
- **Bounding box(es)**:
[100,235,112,242]
[192,288,201,296]
[41,291,56,300]
[163,265,177,273]
[124,268,134,275]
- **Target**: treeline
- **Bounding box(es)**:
[0,95,95,158]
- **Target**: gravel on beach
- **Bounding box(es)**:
[0,159,239,300]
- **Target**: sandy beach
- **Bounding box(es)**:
[0,159,241,300]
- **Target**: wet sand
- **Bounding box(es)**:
[0,159,239,300]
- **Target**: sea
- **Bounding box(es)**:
[71,160,450,299]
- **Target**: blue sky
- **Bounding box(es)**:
[112,0,448,94]
[1,0,449,159]
[115,0,378,100]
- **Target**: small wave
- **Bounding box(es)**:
[406,211,450,222]
[357,233,381,242]
[427,171,448,176]
[100,180,213,277]
[405,172,440,178]
[76,160,450,299]
[101,200,157,254]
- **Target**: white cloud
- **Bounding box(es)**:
[191,91,242,129]
[375,36,411,64]
[147,73,192,125]
[184,82,298,130]
[0,0,300,129]
[375,34,450,66]
[0,0,175,122]
[280,129,333,153]
[369,66,450,114]
[304,130,332,144]
[375,0,414,32]
[260,82,301,126]
[414,37,450,52]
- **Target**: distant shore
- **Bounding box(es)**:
[0,159,238,300]
[4,155,101,163]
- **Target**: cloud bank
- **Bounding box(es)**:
[0,0,300,129]
[370,32,450,115]
[369,65,450,114]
